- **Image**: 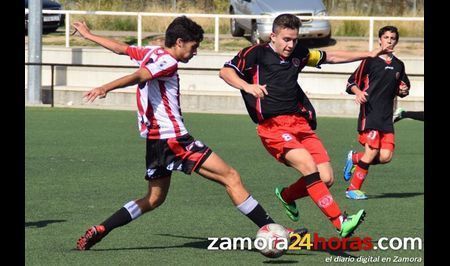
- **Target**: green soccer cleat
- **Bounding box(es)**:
[275,186,299,222]
[339,209,366,238]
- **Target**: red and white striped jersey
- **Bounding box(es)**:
[126,45,188,139]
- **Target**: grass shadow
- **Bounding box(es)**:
[84,232,358,260]
[263,259,299,264]
[369,192,423,199]
[85,233,211,252]
[25,219,66,228]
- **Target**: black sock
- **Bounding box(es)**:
[371,156,381,165]
[357,160,370,170]
[101,207,132,233]
[246,204,275,228]
[237,195,275,228]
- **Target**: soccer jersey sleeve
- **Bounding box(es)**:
[223,45,261,76]
[126,46,151,62]
[397,68,411,98]
[143,54,178,79]
[346,59,369,94]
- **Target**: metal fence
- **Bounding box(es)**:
[26,9,424,52]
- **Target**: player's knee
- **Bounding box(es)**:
[379,153,393,164]
[147,193,167,210]
[320,173,334,187]
[225,167,243,189]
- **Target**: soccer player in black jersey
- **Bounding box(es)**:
[343,26,410,200]
[219,14,393,237]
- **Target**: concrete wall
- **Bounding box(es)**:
[25,47,424,116]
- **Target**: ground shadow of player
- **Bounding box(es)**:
[140,233,356,259]
[25,219,66,228]
[83,233,211,251]
[83,233,358,260]
[262,260,299,264]
[369,192,423,199]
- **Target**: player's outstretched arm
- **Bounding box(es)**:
[72,21,129,55]
[83,68,152,103]
[219,67,268,98]
[324,46,394,64]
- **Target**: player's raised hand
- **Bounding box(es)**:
[71,21,91,38]
[83,87,107,103]
[242,84,268,99]
[370,45,394,57]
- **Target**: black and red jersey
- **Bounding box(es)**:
[224,42,326,129]
[346,55,410,133]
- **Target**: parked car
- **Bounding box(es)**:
[25,0,65,34]
[229,0,331,44]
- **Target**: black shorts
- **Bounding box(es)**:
[145,134,212,180]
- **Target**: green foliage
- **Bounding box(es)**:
[323,0,424,16]
[333,21,367,37]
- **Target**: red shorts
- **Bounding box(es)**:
[358,130,395,151]
[257,114,330,165]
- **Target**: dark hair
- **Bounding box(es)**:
[165,16,204,47]
[272,14,301,33]
[378,25,399,41]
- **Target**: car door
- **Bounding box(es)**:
[234,0,253,31]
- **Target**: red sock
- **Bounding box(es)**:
[348,163,369,191]
[352,152,364,164]
[330,216,342,230]
[304,172,342,230]
[281,177,308,203]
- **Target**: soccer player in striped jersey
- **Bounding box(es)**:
[72,16,304,251]
[219,14,393,237]
[343,26,411,200]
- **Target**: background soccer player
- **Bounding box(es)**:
[72,16,300,251]
[343,26,410,200]
[219,13,393,237]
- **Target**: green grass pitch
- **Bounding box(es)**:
[25,107,424,265]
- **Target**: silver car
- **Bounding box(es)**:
[229,0,331,44]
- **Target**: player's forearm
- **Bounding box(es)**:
[350,85,362,95]
[84,33,129,55]
[101,72,146,93]
[219,67,249,91]
[325,50,375,64]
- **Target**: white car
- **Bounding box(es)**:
[229,0,331,44]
